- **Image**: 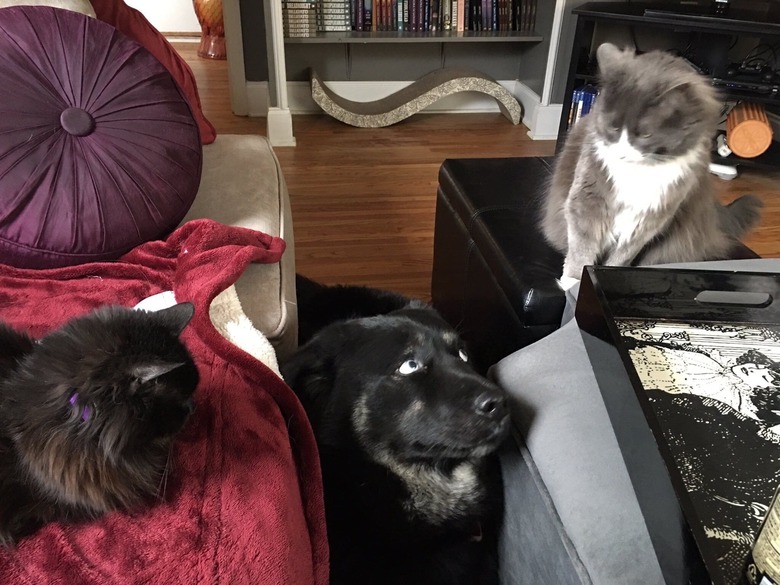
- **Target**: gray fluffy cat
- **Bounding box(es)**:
[542,43,763,280]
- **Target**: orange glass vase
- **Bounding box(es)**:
[192,0,226,60]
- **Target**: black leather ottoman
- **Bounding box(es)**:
[431,157,566,372]
[430,157,760,372]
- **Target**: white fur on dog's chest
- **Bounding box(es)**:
[393,461,483,525]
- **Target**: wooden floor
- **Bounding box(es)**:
[177,42,780,301]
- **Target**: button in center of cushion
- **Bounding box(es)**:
[60,107,95,137]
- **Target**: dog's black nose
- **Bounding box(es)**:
[475,392,507,420]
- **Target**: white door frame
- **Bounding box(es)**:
[223,0,295,146]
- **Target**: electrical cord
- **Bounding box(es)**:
[738,43,778,74]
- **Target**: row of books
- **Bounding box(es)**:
[282,0,537,36]
[567,85,598,128]
[283,0,320,37]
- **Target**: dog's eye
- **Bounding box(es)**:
[458,349,469,362]
[398,359,422,375]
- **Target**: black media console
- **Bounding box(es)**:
[558,1,780,169]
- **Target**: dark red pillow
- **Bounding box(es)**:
[0,6,202,269]
[90,0,217,144]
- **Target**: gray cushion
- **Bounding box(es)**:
[493,319,664,584]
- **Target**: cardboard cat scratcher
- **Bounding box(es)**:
[310,67,523,127]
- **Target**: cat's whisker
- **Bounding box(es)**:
[157,447,173,500]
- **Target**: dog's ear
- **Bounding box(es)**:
[282,327,349,422]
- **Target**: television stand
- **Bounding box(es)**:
[557,2,780,171]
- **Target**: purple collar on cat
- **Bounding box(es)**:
[69,391,92,422]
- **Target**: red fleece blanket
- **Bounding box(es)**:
[0,219,328,585]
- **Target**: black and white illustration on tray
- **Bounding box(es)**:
[618,319,780,584]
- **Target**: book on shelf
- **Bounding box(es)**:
[431,0,441,31]
[284,23,318,35]
[469,0,482,31]
[363,0,372,28]
[567,85,598,128]
[522,0,537,32]
[483,0,492,31]
[375,0,383,30]
[317,0,351,31]
[283,0,317,36]
[441,0,450,30]
[353,0,364,30]
[283,2,317,12]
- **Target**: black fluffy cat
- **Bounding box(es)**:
[0,303,199,545]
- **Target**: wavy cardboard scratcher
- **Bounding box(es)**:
[310,68,522,127]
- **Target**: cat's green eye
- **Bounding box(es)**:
[641,132,653,139]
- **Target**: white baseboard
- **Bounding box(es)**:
[513,83,562,140]
[267,107,296,147]
[242,79,563,141]
[245,82,271,117]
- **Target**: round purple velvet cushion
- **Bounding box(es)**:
[0,6,202,268]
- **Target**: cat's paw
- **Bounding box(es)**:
[557,276,580,292]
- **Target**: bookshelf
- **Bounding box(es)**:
[278,0,554,91]
[282,0,540,38]
[236,0,582,142]
[283,30,543,42]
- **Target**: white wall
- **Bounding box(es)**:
[125,0,201,34]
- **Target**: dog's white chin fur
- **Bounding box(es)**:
[371,447,485,526]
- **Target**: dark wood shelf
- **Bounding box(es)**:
[714,87,780,107]
[571,76,780,104]
[572,2,780,36]
[558,1,780,172]
[574,73,598,83]
[284,30,542,43]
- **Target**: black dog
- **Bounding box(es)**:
[282,276,510,585]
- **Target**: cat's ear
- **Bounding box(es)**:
[156,302,195,336]
[132,361,187,384]
[596,43,628,75]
